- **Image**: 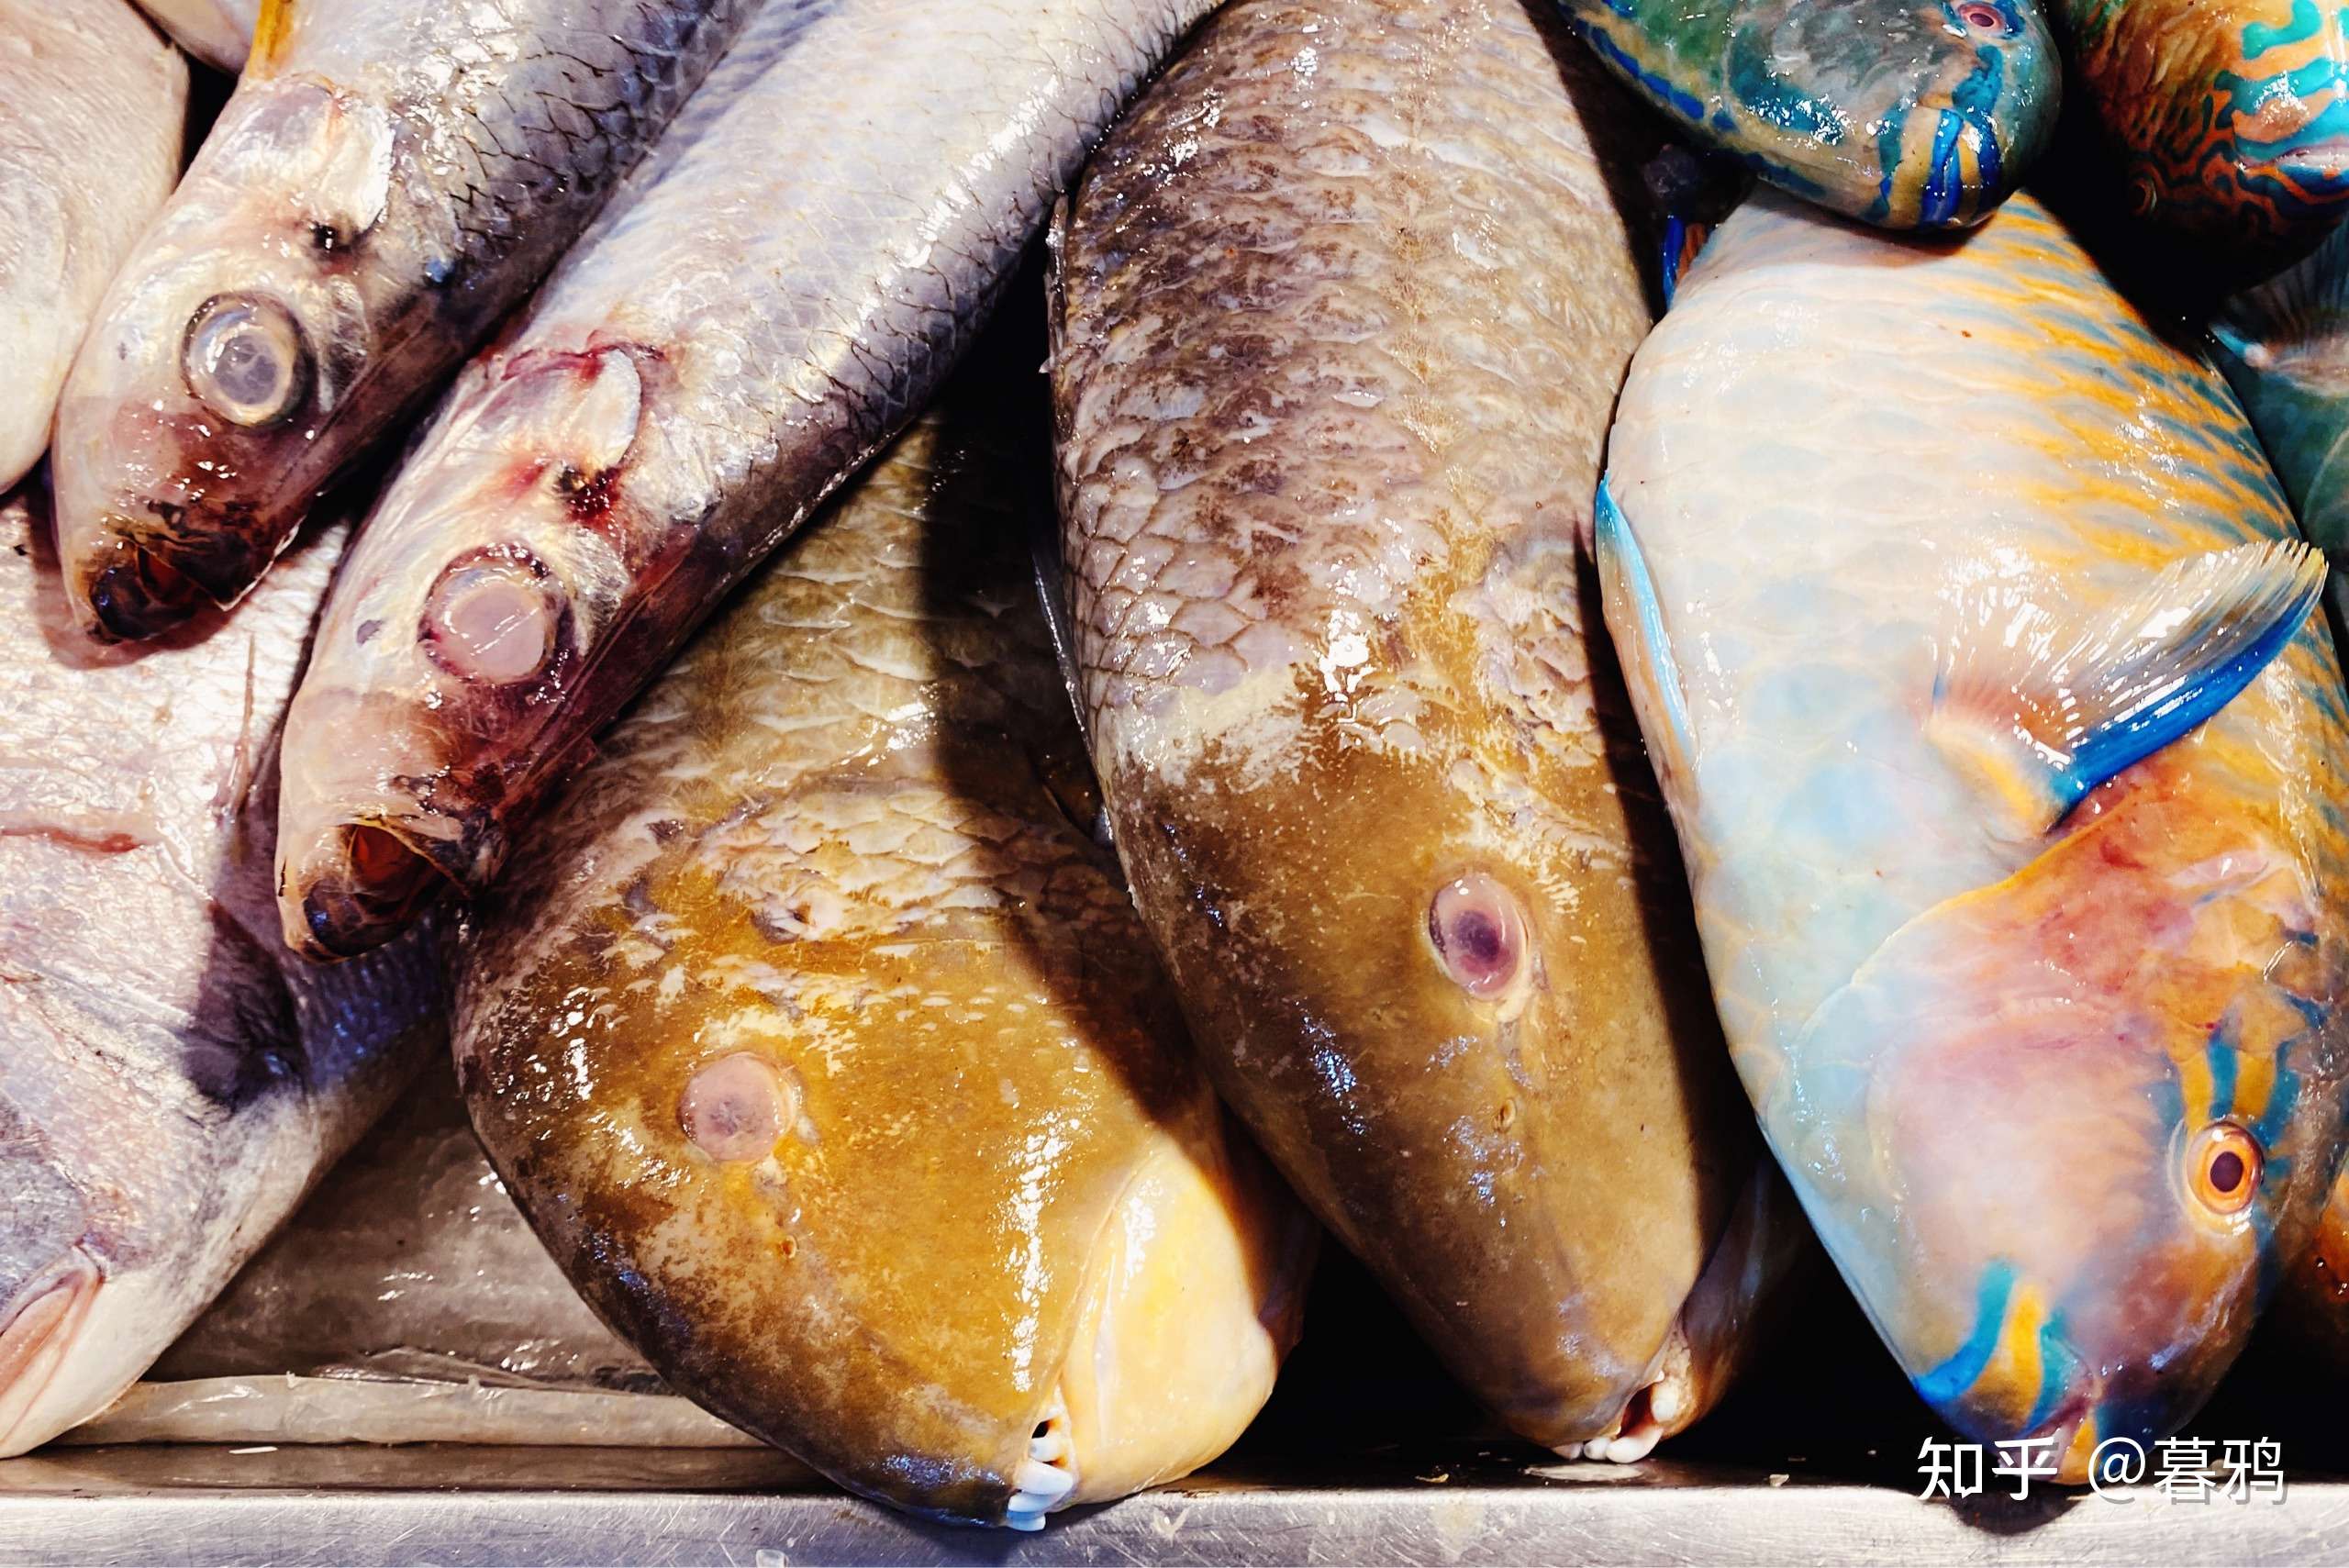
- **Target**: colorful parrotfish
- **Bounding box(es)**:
[1556,0,2060,228]
[1599,188,2349,1480]
[2053,0,2349,246]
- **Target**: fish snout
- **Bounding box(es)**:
[281,818,462,962]
[0,1250,103,1458]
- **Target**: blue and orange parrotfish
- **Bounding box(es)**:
[1598,188,2349,1480]
[1556,0,2061,229]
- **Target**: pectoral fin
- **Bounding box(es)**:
[1927,539,2324,840]
[1594,479,1696,790]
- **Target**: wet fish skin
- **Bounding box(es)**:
[1051,0,1792,1456]
[2052,0,2349,246]
[0,0,186,496]
[0,482,440,1457]
[273,0,1218,961]
[51,0,752,643]
[2213,219,2349,561]
[130,0,256,71]
[1557,0,2060,228]
[1598,191,2349,1478]
[453,381,1312,1529]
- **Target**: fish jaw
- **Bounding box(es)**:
[52,75,438,640]
[0,1251,101,1457]
[1040,1123,1316,1523]
[131,0,259,72]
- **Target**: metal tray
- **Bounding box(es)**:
[6,1443,2348,1565]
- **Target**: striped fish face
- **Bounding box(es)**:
[1809,777,2334,1473]
[2067,0,2349,240]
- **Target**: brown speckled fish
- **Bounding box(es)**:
[1048,0,1798,1460]
[50,0,752,641]
[452,372,1313,1529]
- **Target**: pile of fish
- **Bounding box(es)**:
[9,0,2349,1529]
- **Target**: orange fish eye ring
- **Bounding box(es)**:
[2187,1121,2264,1217]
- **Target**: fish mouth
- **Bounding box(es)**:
[2270,139,2349,192]
[1006,1394,1079,1532]
[1551,1366,1693,1464]
[0,1251,103,1457]
[75,531,211,644]
[284,822,455,962]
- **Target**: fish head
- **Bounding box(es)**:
[1804,788,2341,1480]
[274,341,650,959]
[2083,0,2349,239]
[53,74,437,639]
[1736,0,2058,225]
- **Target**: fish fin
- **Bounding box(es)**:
[1927,539,2323,840]
[1594,478,1696,789]
[2214,218,2349,386]
[250,0,297,72]
[1659,216,1711,310]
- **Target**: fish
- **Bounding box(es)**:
[451,371,1314,1529]
[0,0,187,496]
[1555,0,2060,229]
[49,0,754,643]
[130,0,256,71]
[1596,187,2349,1480]
[1048,0,1802,1461]
[70,1058,755,1448]
[272,0,1218,960]
[0,479,440,1457]
[2051,0,2349,246]
[2213,219,2349,566]
[2275,1162,2349,1370]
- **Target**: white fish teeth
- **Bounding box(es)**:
[1006,1455,1077,1530]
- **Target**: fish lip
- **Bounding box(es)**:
[2271,139,2349,190]
[0,1251,104,1456]
[285,822,454,962]
[77,536,209,644]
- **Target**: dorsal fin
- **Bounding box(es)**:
[1926,539,2324,840]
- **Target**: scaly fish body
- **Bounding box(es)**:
[1050,0,1800,1458]
[0,0,186,495]
[273,0,1216,960]
[453,374,1312,1529]
[1558,0,2059,228]
[51,0,752,641]
[2054,0,2349,244]
[0,484,440,1456]
[1599,190,2349,1477]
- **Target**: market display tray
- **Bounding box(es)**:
[6,1442,2349,1566]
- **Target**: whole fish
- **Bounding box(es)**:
[50,0,754,642]
[0,482,440,1457]
[273,0,1217,960]
[131,0,256,71]
[2052,0,2349,246]
[1556,0,2059,228]
[2214,219,2349,561]
[1050,0,1800,1460]
[0,0,186,496]
[1598,189,2349,1478]
[452,381,1313,1529]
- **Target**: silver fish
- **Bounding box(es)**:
[0,0,186,495]
[51,0,754,641]
[0,481,439,1457]
[272,0,1216,959]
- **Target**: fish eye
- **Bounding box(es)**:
[1427,872,1529,1000]
[2187,1121,2264,1217]
[182,293,309,428]
[1952,1,2018,35]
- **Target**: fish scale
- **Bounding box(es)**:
[273,0,1219,961]
[1600,188,2349,1477]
